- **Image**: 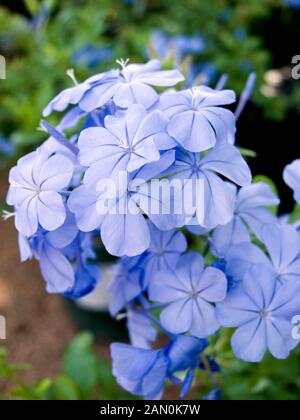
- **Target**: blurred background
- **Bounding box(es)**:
[0,0,300,400]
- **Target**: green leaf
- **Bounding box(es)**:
[63,332,98,398]
[289,204,300,224]
[34,378,53,399]
[239,147,258,159]
[23,0,40,15]
[53,375,80,401]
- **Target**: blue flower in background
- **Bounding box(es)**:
[159,86,236,152]
[72,45,113,69]
[149,252,227,338]
[284,160,300,204]
[7,150,74,237]
[150,31,205,62]
[165,145,252,229]
[217,265,300,362]
[211,182,279,258]
[226,223,300,284]
[185,62,218,88]
[0,135,16,157]
[139,222,187,288]
[284,0,300,9]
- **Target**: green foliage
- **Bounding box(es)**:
[1,330,300,400]
[0,332,137,400]
[222,345,300,400]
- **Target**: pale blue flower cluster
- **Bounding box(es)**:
[6,58,300,400]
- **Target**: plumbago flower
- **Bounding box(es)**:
[18,213,99,296]
[43,59,184,115]
[164,145,252,229]
[7,58,300,400]
[69,150,179,257]
[284,160,300,204]
[7,150,74,237]
[138,222,188,288]
[111,335,208,400]
[158,86,236,152]
[211,182,280,258]
[226,223,300,284]
[216,265,300,362]
[78,104,168,186]
[149,252,227,338]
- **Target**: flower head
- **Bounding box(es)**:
[159,86,236,152]
[226,223,300,284]
[139,223,187,288]
[78,104,168,188]
[149,252,227,338]
[216,265,300,362]
[166,145,252,229]
[211,182,279,257]
[7,150,73,237]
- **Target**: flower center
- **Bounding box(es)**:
[260,309,269,319]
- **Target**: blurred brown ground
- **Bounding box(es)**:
[0,176,78,388]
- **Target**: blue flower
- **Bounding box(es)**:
[107,256,143,316]
[166,145,252,229]
[111,343,168,400]
[284,0,300,9]
[159,86,236,152]
[44,59,184,115]
[127,309,157,349]
[284,160,300,204]
[139,222,187,288]
[226,223,300,284]
[0,135,16,157]
[82,59,184,111]
[19,214,78,294]
[19,213,99,297]
[69,150,178,257]
[72,45,113,69]
[166,334,208,398]
[78,104,168,187]
[149,32,205,62]
[63,232,100,300]
[111,334,208,400]
[211,182,279,258]
[167,334,208,373]
[149,252,227,338]
[216,265,300,362]
[7,150,74,237]
[43,69,119,117]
